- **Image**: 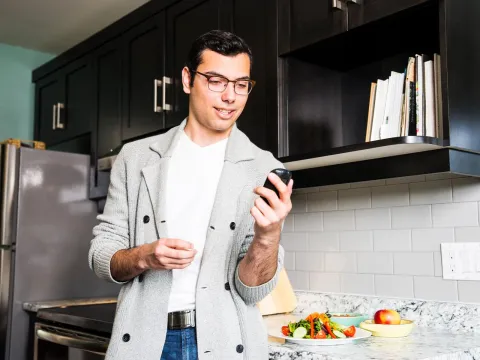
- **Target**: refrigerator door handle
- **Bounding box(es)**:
[1,144,18,247]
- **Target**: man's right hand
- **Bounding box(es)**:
[139,238,197,270]
[110,238,197,282]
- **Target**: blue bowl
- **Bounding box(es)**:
[329,312,368,327]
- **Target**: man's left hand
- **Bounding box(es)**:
[251,172,293,246]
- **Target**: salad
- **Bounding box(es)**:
[281,312,356,339]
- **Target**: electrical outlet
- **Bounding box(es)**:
[441,243,480,281]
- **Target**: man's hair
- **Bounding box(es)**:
[185,30,253,86]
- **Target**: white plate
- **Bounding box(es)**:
[265,314,372,346]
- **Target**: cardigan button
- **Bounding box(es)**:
[229,222,236,230]
[224,282,231,290]
[143,215,150,224]
[236,344,244,353]
[122,333,130,342]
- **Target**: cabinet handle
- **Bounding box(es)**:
[154,79,163,112]
[332,0,346,10]
[162,76,172,111]
[346,0,363,4]
[52,104,57,130]
[56,103,65,129]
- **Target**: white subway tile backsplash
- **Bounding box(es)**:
[318,184,351,191]
[414,277,458,301]
[371,184,409,208]
[294,212,323,232]
[284,252,295,270]
[339,231,373,251]
[434,252,442,277]
[394,253,435,276]
[310,273,341,292]
[386,175,426,185]
[325,252,357,273]
[392,205,431,229]
[295,252,325,272]
[458,281,480,303]
[308,232,340,251]
[287,271,309,290]
[291,194,307,213]
[411,228,455,251]
[307,191,337,212]
[350,179,386,188]
[283,215,294,232]
[357,252,393,274]
[432,202,479,227]
[280,233,307,251]
[338,188,371,210]
[355,208,391,230]
[425,172,465,181]
[453,177,480,202]
[375,275,414,298]
[409,180,452,205]
[373,230,411,251]
[286,176,480,304]
[323,210,355,231]
[341,274,375,295]
[454,227,480,242]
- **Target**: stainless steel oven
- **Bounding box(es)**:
[34,322,108,360]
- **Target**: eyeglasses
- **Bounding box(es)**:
[190,70,256,95]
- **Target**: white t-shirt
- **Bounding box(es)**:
[166,130,228,312]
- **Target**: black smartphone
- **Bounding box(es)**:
[261,168,292,203]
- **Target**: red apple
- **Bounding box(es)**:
[374,309,401,325]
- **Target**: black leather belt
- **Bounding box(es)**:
[167,309,196,329]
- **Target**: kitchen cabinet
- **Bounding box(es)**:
[35,56,92,148]
[278,0,347,55]
[121,14,166,141]
[278,0,480,188]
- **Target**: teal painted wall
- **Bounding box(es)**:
[0,44,54,140]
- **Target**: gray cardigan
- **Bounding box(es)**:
[89,120,285,360]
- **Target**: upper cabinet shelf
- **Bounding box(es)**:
[281,136,445,171]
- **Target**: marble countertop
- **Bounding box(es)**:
[268,327,480,360]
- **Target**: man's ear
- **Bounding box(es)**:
[182,67,192,94]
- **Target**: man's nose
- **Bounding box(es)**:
[221,82,236,103]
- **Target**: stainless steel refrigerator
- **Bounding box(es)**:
[0,144,120,360]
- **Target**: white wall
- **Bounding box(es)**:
[283,172,480,303]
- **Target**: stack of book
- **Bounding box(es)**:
[365,54,443,142]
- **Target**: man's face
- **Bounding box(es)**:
[182,49,251,133]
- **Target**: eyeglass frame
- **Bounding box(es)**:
[189,69,256,95]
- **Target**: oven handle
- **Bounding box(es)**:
[36,328,108,354]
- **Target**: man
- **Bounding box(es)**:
[89,30,293,360]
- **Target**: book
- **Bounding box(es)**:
[365,82,377,142]
[424,59,436,137]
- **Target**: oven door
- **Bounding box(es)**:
[34,322,109,360]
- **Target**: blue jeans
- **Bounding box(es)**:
[160,327,198,360]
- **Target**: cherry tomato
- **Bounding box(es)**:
[314,330,327,339]
[281,326,290,336]
[343,326,356,338]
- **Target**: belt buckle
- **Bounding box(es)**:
[168,309,196,329]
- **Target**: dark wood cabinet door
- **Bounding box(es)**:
[165,0,232,128]
[279,0,347,54]
[93,39,123,158]
[232,0,270,152]
[347,0,431,29]
[121,13,166,140]
[36,75,64,146]
[62,56,93,141]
